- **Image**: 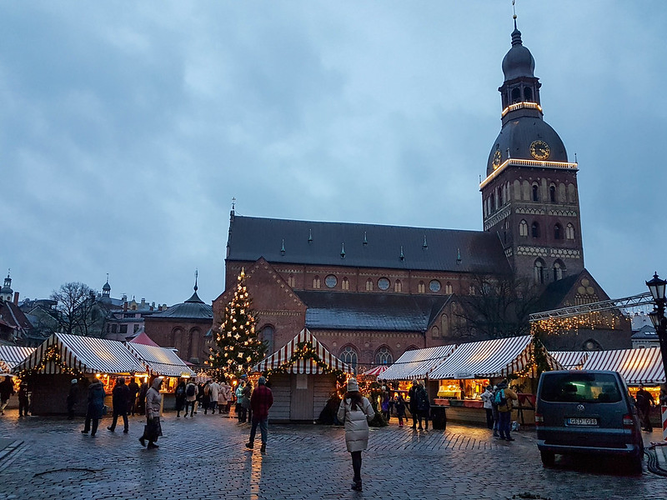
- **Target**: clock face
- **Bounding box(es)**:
[492,150,502,169]
[530,140,551,160]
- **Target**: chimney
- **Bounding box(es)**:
[13,291,19,305]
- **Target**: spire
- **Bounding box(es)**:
[186,269,204,304]
[194,269,199,292]
[102,273,111,297]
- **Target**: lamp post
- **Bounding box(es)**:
[646,273,667,441]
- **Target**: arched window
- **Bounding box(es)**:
[259,325,274,355]
[431,326,440,339]
[566,223,575,240]
[489,193,495,212]
[394,280,402,292]
[550,184,556,202]
[554,223,562,240]
[511,87,521,103]
[534,258,545,284]
[288,274,295,287]
[553,260,565,281]
[531,221,540,238]
[313,276,321,289]
[418,281,425,294]
[340,345,358,371]
[532,184,539,201]
[365,278,373,291]
[469,284,475,295]
[519,220,528,237]
[441,314,449,336]
[524,86,533,101]
[582,339,602,351]
[342,277,349,290]
[374,346,393,365]
[445,282,453,294]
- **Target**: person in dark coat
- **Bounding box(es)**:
[394,394,406,427]
[127,377,140,416]
[416,383,431,431]
[245,376,274,453]
[636,384,654,432]
[18,382,29,417]
[81,380,106,437]
[408,380,419,429]
[137,381,149,415]
[174,380,186,418]
[67,379,79,419]
[0,375,15,415]
[107,377,130,433]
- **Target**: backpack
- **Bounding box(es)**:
[186,384,195,397]
[176,385,185,397]
[495,389,506,406]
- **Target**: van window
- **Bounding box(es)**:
[541,373,622,403]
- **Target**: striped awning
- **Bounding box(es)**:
[582,347,665,385]
[362,365,389,377]
[13,333,146,375]
[125,343,196,378]
[381,344,457,381]
[549,351,590,370]
[429,335,559,380]
[254,329,354,375]
[0,346,35,372]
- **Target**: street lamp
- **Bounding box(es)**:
[645,273,667,396]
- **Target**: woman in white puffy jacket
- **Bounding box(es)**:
[337,378,375,492]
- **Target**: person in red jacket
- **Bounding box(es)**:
[245,377,274,453]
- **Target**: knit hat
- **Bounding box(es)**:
[347,378,359,392]
[258,376,266,385]
[71,378,78,384]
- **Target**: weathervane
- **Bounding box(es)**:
[512,0,518,28]
[231,197,236,211]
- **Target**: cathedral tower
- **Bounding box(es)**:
[480,20,584,286]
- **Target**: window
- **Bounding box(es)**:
[120,324,128,334]
[111,324,118,333]
[394,280,402,292]
[260,326,274,354]
[540,372,621,403]
[378,278,390,291]
[325,275,337,288]
[524,86,533,101]
[313,276,321,289]
[553,260,565,281]
[365,279,373,291]
[566,223,575,240]
[342,277,349,290]
[532,184,539,201]
[531,222,540,238]
[133,324,140,333]
[445,282,453,294]
[534,259,545,284]
[550,185,556,202]
[469,284,475,295]
[519,220,528,237]
[374,346,393,365]
[431,326,440,339]
[288,275,295,287]
[418,282,425,294]
[429,280,441,292]
[340,346,358,370]
[511,87,521,103]
[554,223,562,240]
[490,193,495,213]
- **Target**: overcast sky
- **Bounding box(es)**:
[2,1,667,308]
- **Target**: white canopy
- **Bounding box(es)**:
[549,351,590,370]
[125,342,195,378]
[582,347,665,385]
[0,346,35,372]
[380,344,456,381]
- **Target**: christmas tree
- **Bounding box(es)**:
[207,269,266,381]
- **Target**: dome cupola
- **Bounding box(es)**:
[502,26,535,81]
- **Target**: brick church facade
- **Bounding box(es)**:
[212,21,630,373]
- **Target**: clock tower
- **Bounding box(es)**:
[480,20,584,286]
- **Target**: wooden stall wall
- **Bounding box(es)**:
[312,374,336,420]
[267,373,291,422]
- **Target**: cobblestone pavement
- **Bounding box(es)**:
[0,409,665,500]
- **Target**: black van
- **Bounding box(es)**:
[535,370,643,472]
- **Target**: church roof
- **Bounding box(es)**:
[295,291,451,332]
[227,216,510,275]
[149,290,212,321]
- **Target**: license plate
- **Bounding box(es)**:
[566,417,598,426]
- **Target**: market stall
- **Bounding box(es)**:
[254,329,353,423]
[0,346,35,409]
[13,332,146,415]
[428,335,562,425]
[361,365,389,378]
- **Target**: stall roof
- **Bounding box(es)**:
[582,347,665,385]
[14,333,146,375]
[381,344,457,381]
[0,346,35,372]
[254,329,354,375]
[429,335,560,380]
[549,351,590,370]
[125,343,195,378]
[362,365,389,377]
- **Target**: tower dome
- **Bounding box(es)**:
[502,27,535,80]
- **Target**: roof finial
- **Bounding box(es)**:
[231,197,236,213]
[512,0,517,29]
[194,269,199,292]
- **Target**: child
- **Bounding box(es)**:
[394,394,406,427]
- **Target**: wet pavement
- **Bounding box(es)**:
[0,409,665,500]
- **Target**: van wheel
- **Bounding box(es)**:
[627,452,643,475]
[540,450,555,467]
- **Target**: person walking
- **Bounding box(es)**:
[495,380,518,441]
[184,379,198,417]
[67,378,79,419]
[236,382,245,422]
[139,378,163,449]
[381,392,390,422]
[209,380,220,414]
[202,381,211,415]
[107,377,130,433]
[337,378,375,492]
[416,383,431,431]
[127,377,140,416]
[635,384,654,432]
[219,381,231,414]
[243,381,253,423]
[480,385,495,430]
[174,380,186,418]
[245,376,274,453]
[394,394,406,427]
[408,380,419,429]
[81,379,106,437]
[0,375,15,415]
[137,380,149,415]
[17,382,29,417]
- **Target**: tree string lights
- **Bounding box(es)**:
[206,269,266,382]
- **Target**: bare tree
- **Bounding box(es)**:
[453,273,543,339]
[50,282,104,336]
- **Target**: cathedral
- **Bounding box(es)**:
[212,19,630,372]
